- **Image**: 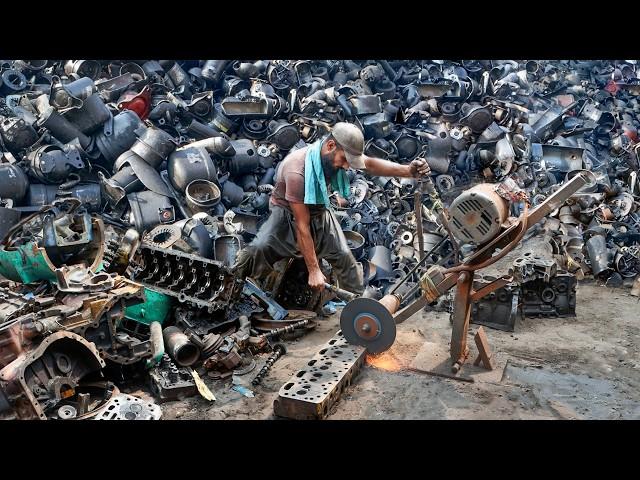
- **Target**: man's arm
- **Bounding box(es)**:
[290,202,326,290]
[362,156,430,178]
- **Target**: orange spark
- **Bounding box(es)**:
[366,352,403,372]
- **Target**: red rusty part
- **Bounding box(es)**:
[117,86,151,120]
[604,80,619,95]
[622,125,639,143]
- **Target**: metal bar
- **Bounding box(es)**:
[324,283,358,302]
[393,296,429,324]
[470,275,513,302]
[450,271,473,365]
[252,344,286,386]
[406,366,475,383]
[415,189,425,261]
[473,326,495,370]
[388,235,449,295]
[257,319,311,340]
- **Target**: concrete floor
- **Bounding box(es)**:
[129,234,638,420]
[150,276,640,420]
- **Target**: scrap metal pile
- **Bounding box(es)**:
[1,59,640,420]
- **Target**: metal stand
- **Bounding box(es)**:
[340,170,596,372]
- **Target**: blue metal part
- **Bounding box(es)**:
[242,278,288,320]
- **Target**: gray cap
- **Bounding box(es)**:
[331,122,366,169]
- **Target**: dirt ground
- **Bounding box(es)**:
[149,238,640,420]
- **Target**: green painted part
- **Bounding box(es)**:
[0,243,105,284]
[145,348,165,369]
[124,288,173,325]
[0,243,57,284]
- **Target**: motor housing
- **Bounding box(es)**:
[448,183,509,245]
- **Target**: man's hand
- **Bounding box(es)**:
[409,158,431,178]
[308,268,327,291]
[290,202,326,292]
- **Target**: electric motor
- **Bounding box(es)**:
[448,183,509,245]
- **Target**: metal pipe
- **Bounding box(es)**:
[146,321,165,368]
[186,119,225,140]
[324,283,358,301]
[163,326,200,367]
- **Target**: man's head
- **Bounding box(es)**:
[320,122,366,178]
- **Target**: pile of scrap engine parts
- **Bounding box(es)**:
[1,59,640,420]
[469,253,577,332]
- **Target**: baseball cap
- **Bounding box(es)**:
[331,122,366,169]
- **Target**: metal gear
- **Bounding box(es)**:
[143,224,181,249]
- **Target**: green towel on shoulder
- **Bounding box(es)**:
[303,140,350,207]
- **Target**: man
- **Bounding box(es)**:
[234,122,430,295]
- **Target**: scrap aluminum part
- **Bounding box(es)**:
[2,59,640,296]
[273,330,366,420]
[0,275,152,366]
[470,255,577,332]
[0,331,106,420]
[93,392,162,420]
[130,243,242,313]
[4,61,640,416]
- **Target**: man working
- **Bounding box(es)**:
[234,122,430,295]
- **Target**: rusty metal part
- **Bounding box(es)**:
[213,234,244,268]
[521,272,576,317]
[585,230,611,278]
[103,228,140,274]
[415,187,425,260]
[0,276,148,367]
[256,319,312,340]
[0,287,53,324]
[131,244,241,313]
[406,366,475,383]
[202,336,243,372]
[323,283,358,302]
[233,356,257,375]
[273,331,366,420]
[162,326,200,367]
[615,247,640,278]
[68,277,150,365]
[143,224,182,249]
[251,343,286,386]
[54,266,116,293]
[511,254,557,283]
[148,353,197,402]
[0,331,105,420]
[251,313,317,332]
[197,333,224,358]
[1,210,105,284]
[469,275,514,302]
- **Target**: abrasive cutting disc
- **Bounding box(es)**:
[340,297,396,354]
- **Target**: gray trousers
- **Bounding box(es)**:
[234,205,364,294]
